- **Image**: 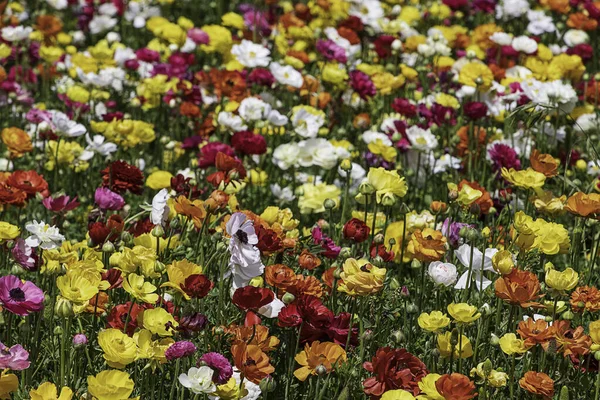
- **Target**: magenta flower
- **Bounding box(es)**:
[316,40,348,64]
[0,342,30,370]
[489,143,521,173]
[42,195,79,213]
[94,187,125,211]
[311,227,341,259]
[11,238,38,271]
[165,341,197,361]
[350,70,376,99]
[0,275,44,316]
[198,352,233,384]
[187,28,209,45]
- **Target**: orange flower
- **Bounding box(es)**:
[227,324,280,352]
[540,0,570,12]
[456,126,487,158]
[565,192,600,219]
[208,69,248,102]
[0,183,27,207]
[1,127,32,158]
[552,320,592,357]
[7,170,49,198]
[570,286,600,313]
[567,12,598,31]
[85,292,109,314]
[288,274,324,298]
[458,180,493,214]
[179,102,200,118]
[173,195,206,228]
[231,343,274,384]
[298,249,322,271]
[265,264,296,291]
[406,229,447,262]
[517,318,555,347]
[294,341,347,381]
[471,23,502,50]
[35,15,63,38]
[353,113,371,129]
[519,371,554,399]
[529,149,558,177]
[494,269,543,308]
[435,373,477,400]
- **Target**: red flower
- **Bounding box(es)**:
[231,131,267,155]
[198,142,235,168]
[278,304,303,327]
[363,347,428,398]
[370,244,395,262]
[181,274,213,299]
[102,269,123,290]
[232,286,274,311]
[7,170,49,198]
[107,301,144,335]
[343,218,370,243]
[101,160,144,194]
[255,225,282,255]
[88,215,124,246]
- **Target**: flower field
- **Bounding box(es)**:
[2,0,600,399]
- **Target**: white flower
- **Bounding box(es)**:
[98,2,118,16]
[526,10,555,35]
[50,111,87,137]
[406,126,438,151]
[231,40,271,68]
[454,244,498,291]
[86,134,117,156]
[362,131,392,146]
[46,0,67,9]
[270,184,295,203]
[89,15,117,35]
[575,113,599,133]
[428,262,458,287]
[273,143,299,170]
[1,26,32,42]
[512,36,538,54]
[430,153,462,174]
[217,112,247,132]
[25,221,65,250]
[258,297,285,318]
[489,32,513,46]
[226,213,265,290]
[179,366,216,395]
[297,138,340,170]
[349,0,385,31]
[587,160,600,176]
[520,79,577,113]
[151,189,170,226]
[563,29,589,47]
[0,158,14,171]
[292,108,325,138]
[496,0,530,19]
[269,62,303,88]
[267,110,288,126]
[238,97,271,121]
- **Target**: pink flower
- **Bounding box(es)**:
[0,342,30,370]
[94,187,125,211]
[198,352,233,384]
[42,195,79,213]
[165,341,197,361]
[11,239,38,271]
[0,275,44,316]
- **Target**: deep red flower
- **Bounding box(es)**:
[198,142,235,168]
[181,274,213,299]
[255,224,282,254]
[88,215,124,246]
[343,218,370,243]
[231,131,267,155]
[363,347,428,398]
[392,98,417,118]
[107,301,144,335]
[232,286,274,311]
[373,35,395,59]
[464,101,488,120]
[101,160,144,194]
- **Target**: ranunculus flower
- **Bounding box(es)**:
[0,275,44,316]
[428,261,458,287]
[343,218,370,243]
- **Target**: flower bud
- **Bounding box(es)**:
[389,277,400,290]
[483,359,493,377]
[561,310,574,320]
[282,292,296,305]
[358,181,376,195]
[154,261,166,274]
[595,351,600,361]
[373,233,384,245]
[259,376,276,393]
[315,364,328,376]
[400,286,410,298]
[559,386,569,400]
[323,198,337,210]
[411,259,422,270]
[337,387,350,400]
[381,192,396,206]
[55,297,74,318]
[339,247,352,259]
[392,330,405,344]
[333,268,343,279]
[490,333,500,346]
[73,333,88,348]
[151,225,165,237]
[430,201,447,214]
[340,159,352,171]
[53,326,63,335]
[406,303,418,314]
[102,241,115,253]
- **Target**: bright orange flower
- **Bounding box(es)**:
[265,264,296,291]
[551,320,592,357]
[227,324,280,352]
[435,373,477,400]
[530,149,559,177]
[7,170,49,198]
[565,192,600,219]
[1,128,32,157]
[294,341,347,381]
[298,249,322,271]
[406,229,447,262]
[231,343,275,384]
[288,274,324,298]
[494,269,543,308]
[517,318,555,347]
[519,371,554,399]
[567,12,598,31]
[173,195,206,228]
[570,286,600,313]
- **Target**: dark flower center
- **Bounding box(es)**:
[235,230,249,244]
[9,288,26,302]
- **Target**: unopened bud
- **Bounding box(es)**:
[151,225,165,238]
[315,364,328,376]
[323,198,337,210]
[282,292,295,305]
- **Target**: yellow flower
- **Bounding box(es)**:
[500,168,546,190]
[545,267,579,292]
[297,183,341,214]
[98,329,137,369]
[322,63,348,86]
[470,362,508,387]
[56,273,99,307]
[110,246,158,277]
[134,329,174,365]
[221,12,245,29]
[142,307,179,336]
[418,373,444,400]
[372,73,405,95]
[66,86,90,104]
[200,25,233,54]
[418,311,451,332]
[381,390,416,400]
[87,370,134,400]
[40,45,64,63]
[589,320,600,345]
[491,250,515,275]
[437,331,473,358]
[29,382,73,400]
[0,370,18,399]
[447,303,481,324]
[368,139,398,162]
[499,333,530,355]
[249,169,268,186]
[160,259,203,300]
[531,220,570,255]
[213,377,247,399]
[459,62,494,91]
[456,185,482,207]
[122,273,159,304]
[0,221,20,240]
[362,167,408,204]
[294,341,347,381]
[338,258,386,296]
[146,170,174,190]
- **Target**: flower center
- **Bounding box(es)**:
[235,230,249,244]
[9,287,26,302]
